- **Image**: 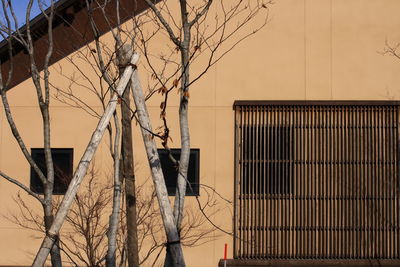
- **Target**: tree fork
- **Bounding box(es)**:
[32,54,139,267]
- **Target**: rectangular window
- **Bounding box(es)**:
[242,124,292,194]
[158,148,200,196]
[30,148,73,195]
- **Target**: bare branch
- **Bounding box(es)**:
[0,170,44,203]
[189,0,213,27]
[143,0,181,47]
[0,90,47,185]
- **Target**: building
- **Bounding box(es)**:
[0,0,400,266]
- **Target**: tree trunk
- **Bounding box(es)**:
[32,54,139,267]
[173,45,191,230]
[175,0,192,229]
[106,112,122,267]
[130,64,186,267]
[166,2,192,266]
[118,45,139,267]
[121,83,139,267]
[44,212,62,267]
[42,108,62,267]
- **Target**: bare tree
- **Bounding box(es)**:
[6,162,218,267]
[0,0,270,265]
[31,49,136,266]
[129,0,271,265]
[0,1,62,266]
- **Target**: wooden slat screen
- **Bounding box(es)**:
[234,102,400,259]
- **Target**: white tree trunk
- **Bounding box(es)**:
[130,64,186,267]
[106,112,122,267]
[32,53,139,267]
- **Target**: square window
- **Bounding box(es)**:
[30,148,73,195]
[158,149,200,196]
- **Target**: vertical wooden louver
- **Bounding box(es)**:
[233,101,400,259]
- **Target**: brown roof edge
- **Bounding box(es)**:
[0,0,83,61]
[1,0,154,89]
[233,100,400,109]
[0,0,83,64]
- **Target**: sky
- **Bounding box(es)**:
[12,0,43,22]
[2,0,53,28]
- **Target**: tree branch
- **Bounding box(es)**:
[143,0,181,47]
[189,0,213,27]
[0,170,44,204]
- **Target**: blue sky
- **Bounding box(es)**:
[12,1,42,22]
[3,0,53,27]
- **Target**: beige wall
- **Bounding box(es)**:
[2,0,400,266]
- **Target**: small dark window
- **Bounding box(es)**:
[242,125,292,194]
[30,148,73,195]
[158,149,200,196]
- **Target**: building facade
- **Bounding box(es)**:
[1,0,400,266]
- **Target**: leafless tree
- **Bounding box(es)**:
[128,1,271,265]
[0,0,271,266]
[6,162,218,267]
[0,0,138,265]
[0,1,62,266]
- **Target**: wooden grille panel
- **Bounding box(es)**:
[234,103,400,259]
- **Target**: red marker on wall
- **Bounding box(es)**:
[224,243,227,267]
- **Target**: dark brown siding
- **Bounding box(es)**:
[0,0,149,88]
[234,101,400,259]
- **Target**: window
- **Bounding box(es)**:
[158,149,200,196]
[242,124,292,194]
[30,148,73,195]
